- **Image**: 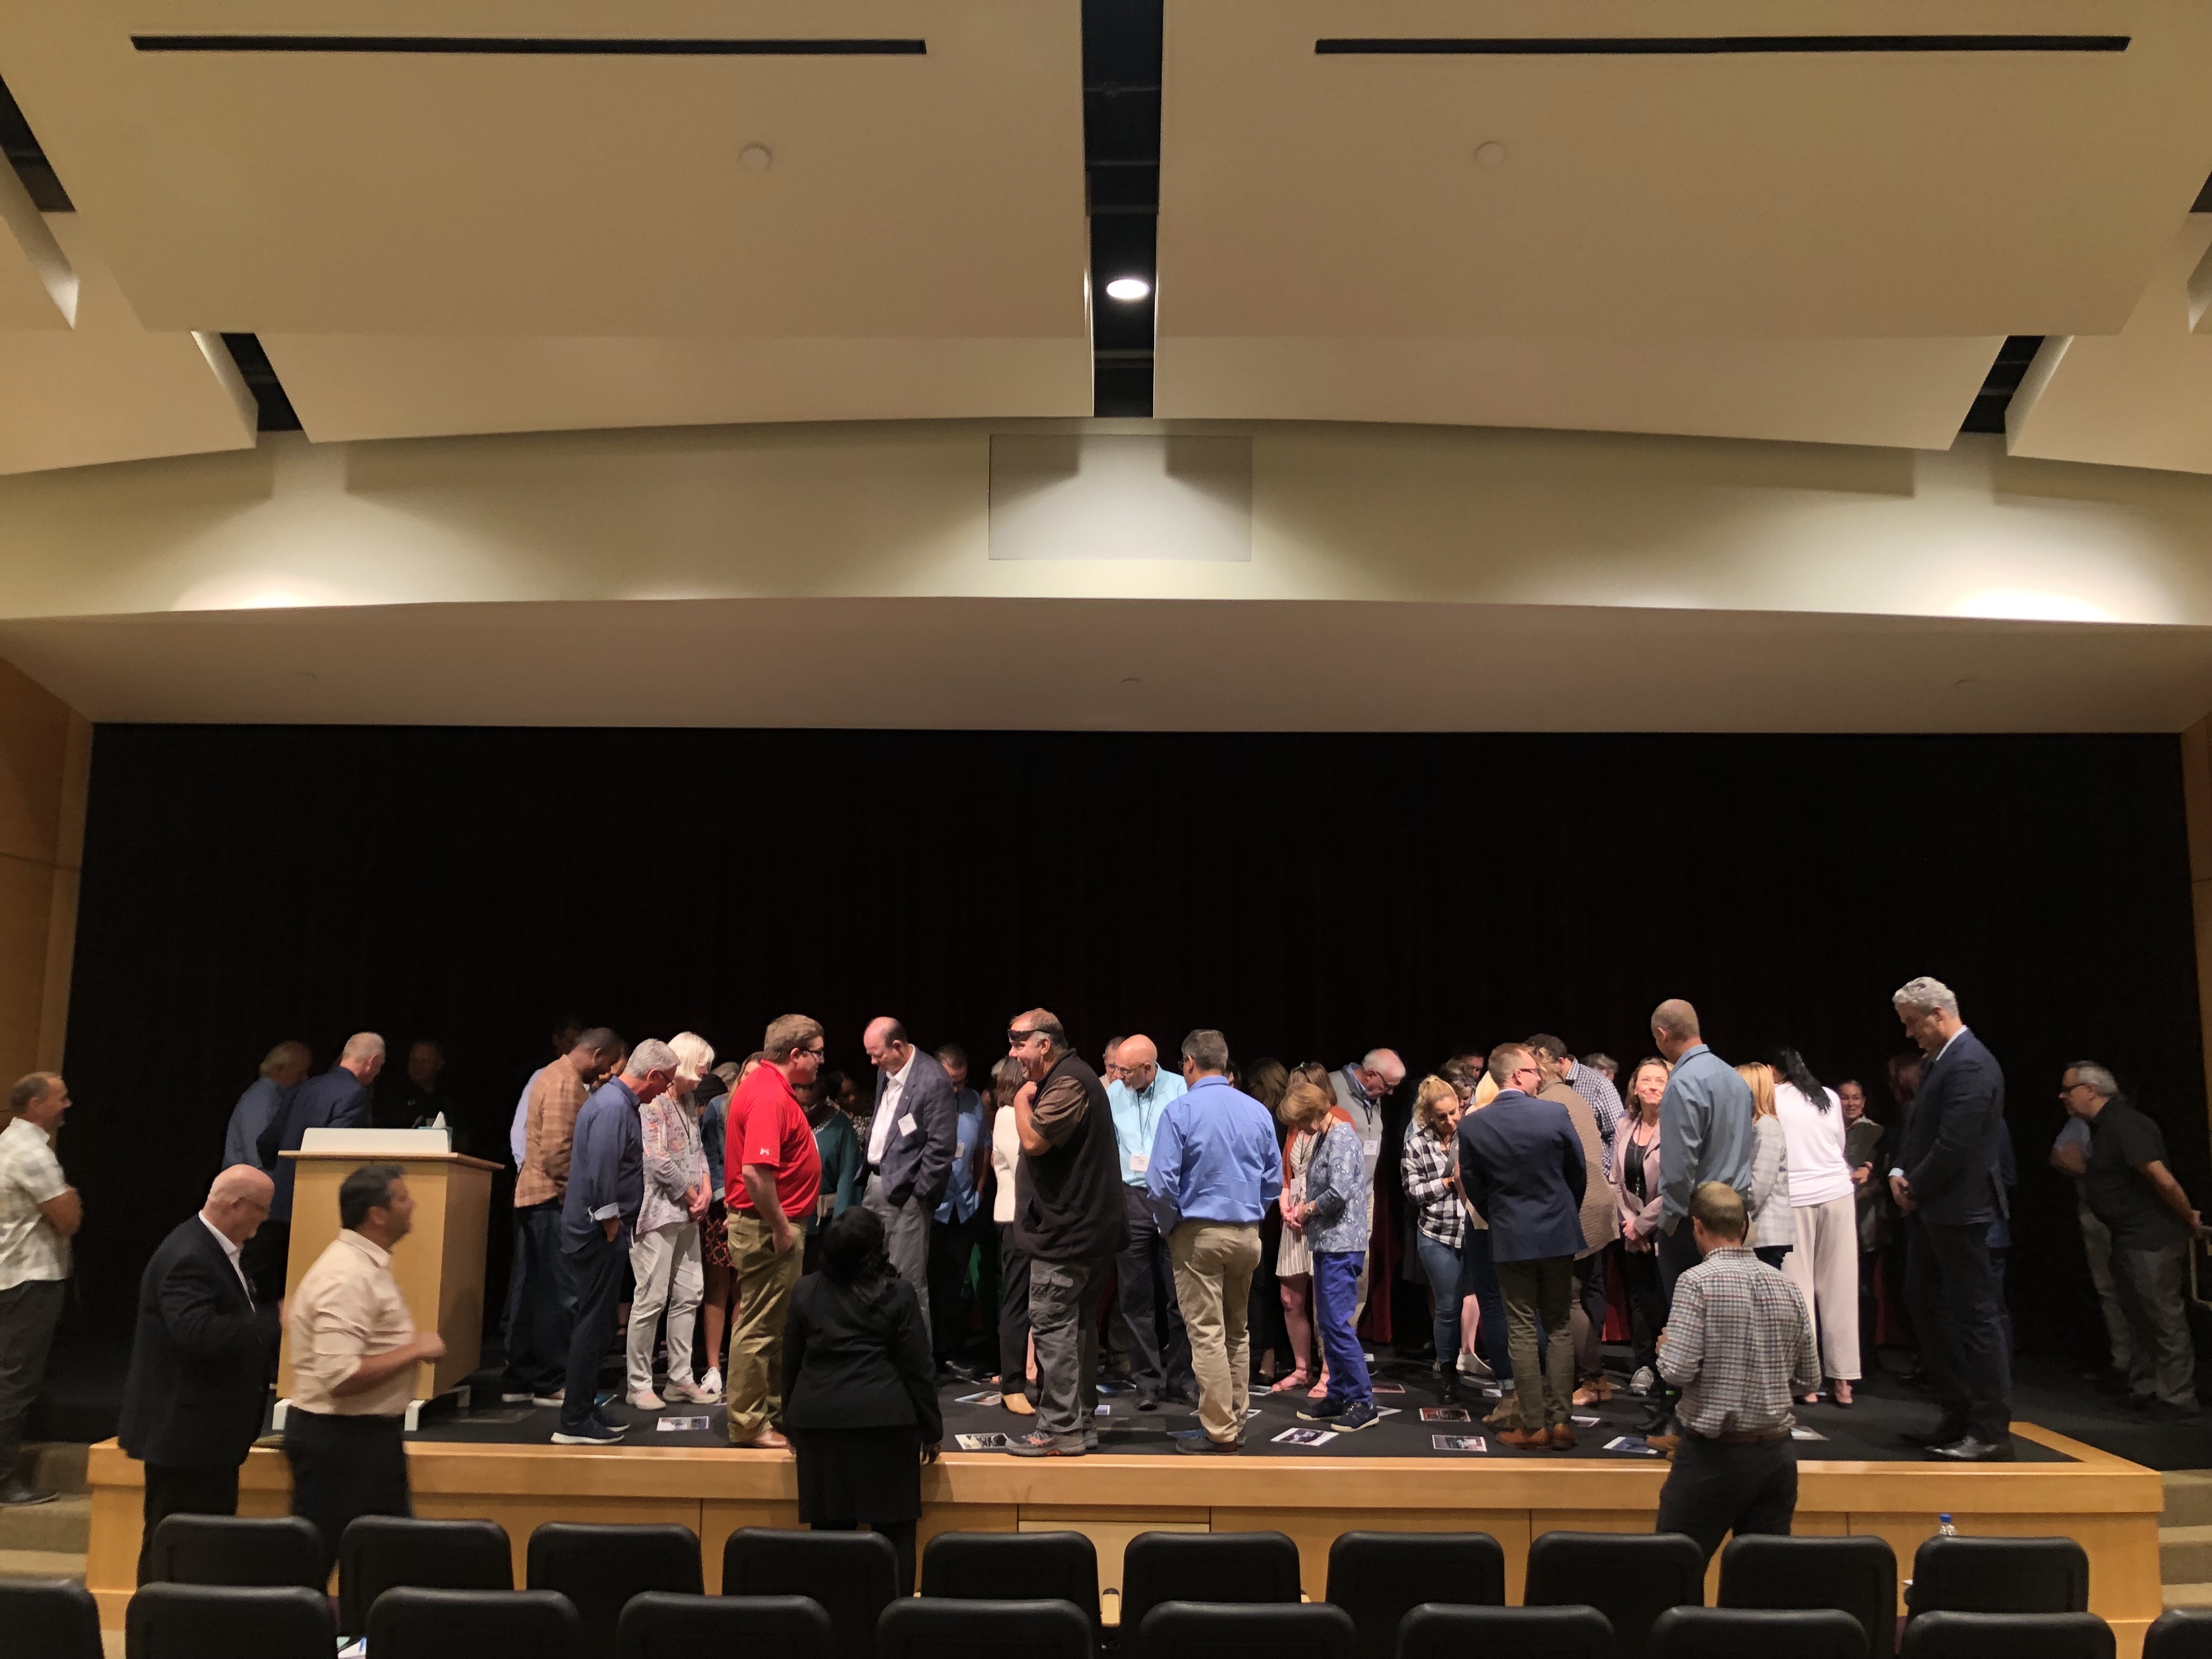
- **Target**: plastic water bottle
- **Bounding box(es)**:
[1937,1514,1957,1537]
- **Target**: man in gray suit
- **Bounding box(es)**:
[862,1017,959,1334]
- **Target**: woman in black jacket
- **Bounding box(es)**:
[782,1204,943,1593]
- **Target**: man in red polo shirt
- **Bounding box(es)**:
[725,1014,826,1449]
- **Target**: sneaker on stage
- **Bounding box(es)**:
[552,1419,625,1445]
[629,1389,665,1410]
[0,1479,55,1506]
[1334,1402,1381,1433]
[529,1392,565,1408]
[1628,1366,1656,1396]
[1006,1432,1083,1458]
[698,1367,724,1400]
[667,1379,721,1404]
[1297,1397,1346,1423]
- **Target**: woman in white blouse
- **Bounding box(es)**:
[1771,1046,1861,1406]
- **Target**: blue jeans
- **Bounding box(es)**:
[1313,1251,1372,1407]
[1459,1229,1510,1366]
[1416,1235,1463,1364]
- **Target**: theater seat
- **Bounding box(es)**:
[149,1514,325,1588]
[1907,1537,2089,1615]
[616,1592,832,1659]
[337,1514,513,1635]
[923,1530,1102,1626]
[1526,1533,1704,1659]
[1326,1531,1507,1659]
[878,1595,1095,1659]
[1397,1602,1616,1659]
[365,1585,581,1659]
[1650,1606,1867,1659]
[1718,1533,1897,1657]
[125,1583,334,1659]
[1137,1600,1358,1659]
[1119,1531,1302,1635]
[0,1578,102,1659]
[1899,1611,2113,1659]
[723,1527,900,1659]
[2148,1609,2212,1659]
[527,1521,702,1657]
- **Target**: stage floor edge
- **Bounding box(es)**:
[85,1422,2163,1650]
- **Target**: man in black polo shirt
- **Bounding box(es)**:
[2061,1062,2206,1421]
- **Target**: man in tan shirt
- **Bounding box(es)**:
[283,1163,445,1572]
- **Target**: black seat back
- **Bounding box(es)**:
[150,1514,325,1587]
[1651,1606,1867,1659]
[1399,1605,1617,1659]
[923,1530,1102,1624]
[527,1521,702,1657]
[365,1585,581,1659]
[1526,1533,1704,1659]
[1138,1600,1357,1659]
[338,1514,513,1635]
[0,1578,103,1659]
[1719,1533,1897,1656]
[125,1583,334,1659]
[1908,1537,2089,1615]
[616,1592,831,1659]
[2149,1609,2212,1659]
[723,1526,899,1659]
[1900,1611,2113,1659]
[879,1596,1095,1659]
[1326,1532,1506,1659]
[1120,1531,1302,1634]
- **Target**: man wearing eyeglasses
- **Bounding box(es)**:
[724,1014,827,1449]
[1005,1010,1128,1456]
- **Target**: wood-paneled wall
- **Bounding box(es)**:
[0,654,89,1091]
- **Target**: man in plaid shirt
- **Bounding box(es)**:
[1655,1181,1820,1562]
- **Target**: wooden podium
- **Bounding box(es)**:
[276,1146,499,1409]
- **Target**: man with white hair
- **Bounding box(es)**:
[1108,1034,1193,1408]
[118,1166,283,1578]
[554,1037,679,1444]
[2057,1060,2203,1421]
[1889,976,2013,1460]
[1332,1048,1406,1317]
[250,1032,385,1304]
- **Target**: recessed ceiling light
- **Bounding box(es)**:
[740,144,774,172]
[1105,276,1152,302]
[1474,140,1509,167]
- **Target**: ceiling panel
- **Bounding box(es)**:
[0,215,257,476]
[1,1,1088,338]
[260,333,1092,441]
[0,162,71,328]
[1157,0,2212,341]
[1154,336,2001,448]
[2005,217,2212,474]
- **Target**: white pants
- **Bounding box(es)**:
[627,1222,703,1397]
[1783,1193,1861,1381]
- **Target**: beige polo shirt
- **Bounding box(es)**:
[287,1229,417,1417]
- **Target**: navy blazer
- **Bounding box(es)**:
[118,1216,280,1468]
[873,1049,958,1211]
[258,1067,371,1220]
[1458,1090,1588,1263]
[1897,1028,2008,1228]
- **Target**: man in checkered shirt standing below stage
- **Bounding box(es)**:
[1654,1180,1820,1563]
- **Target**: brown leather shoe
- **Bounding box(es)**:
[1646,1432,1679,1454]
[1550,1424,1578,1451]
[733,1428,791,1450]
[1498,1426,1553,1450]
[1003,1392,1036,1417]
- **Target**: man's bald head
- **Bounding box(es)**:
[1650,998,1701,1061]
[1119,1035,1161,1090]
[202,1164,275,1246]
[864,1017,913,1074]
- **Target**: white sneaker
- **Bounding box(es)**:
[530,1393,565,1408]
[630,1389,666,1410]
[699,1367,724,1400]
[1457,1351,1496,1381]
[1629,1366,1657,1396]
[673,1378,723,1404]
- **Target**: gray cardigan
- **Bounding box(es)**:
[1748,1115,1794,1249]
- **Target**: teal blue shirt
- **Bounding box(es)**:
[1107,1070,1188,1187]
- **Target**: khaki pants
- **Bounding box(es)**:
[627,1222,703,1399]
[1782,1193,1862,1381]
[1169,1221,1262,1443]
[726,1209,804,1444]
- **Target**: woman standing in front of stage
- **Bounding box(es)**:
[782,1205,941,1595]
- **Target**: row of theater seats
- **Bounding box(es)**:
[0,1517,2172,1659]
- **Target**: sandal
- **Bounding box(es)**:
[1268,1370,1313,1395]
[1308,1372,1332,1400]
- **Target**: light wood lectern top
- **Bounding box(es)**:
[276,1135,499,1412]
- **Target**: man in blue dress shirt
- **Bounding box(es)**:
[1109,1035,1192,1409]
[1145,1030,1282,1453]
[249,1033,384,1304]
[222,1041,310,1172]
[554,1038,678,1444]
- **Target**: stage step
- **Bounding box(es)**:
[2168,1471,2212,1530]
[2161,1472,2212,1606]
[0,1493,89,1555]
[12,1442,90,1496]
[0,1546,85,1583]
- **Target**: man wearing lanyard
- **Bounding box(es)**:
[1108,1035,1193,1409]
[862,1018,958,1332]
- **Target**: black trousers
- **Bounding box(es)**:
[0,1278,63,1474]
[998,1224,1032,1395]
[1904,1215,2012,1443]
[1115,1186,1192,1398]
[812,1519,917,1597]
[928,1208,995,1362]
[240,1221,291,1307]
[283,1409,409,1579]
[139,1463,240,1585]
[1621,1249,1666,1375]
[562,1229,627,1429]
[1655,1432,1797,1565]
[502,1201,571,1396]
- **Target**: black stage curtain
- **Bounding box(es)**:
[61,725,2205,1364]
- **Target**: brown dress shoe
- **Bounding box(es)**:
[1003,1392,1036,1417]
[1498,1426,1553,1449]
[733,1428,791,1450]
[1550,1424,1578,1451]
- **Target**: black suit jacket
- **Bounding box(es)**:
[873,1049,958,1210]
[780,1271,943,1439]
[118,1216,281,1468]
[1897,1028,2008,1228]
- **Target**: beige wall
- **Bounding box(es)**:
[0,657,88,1090]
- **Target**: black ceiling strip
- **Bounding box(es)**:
[1084,0,1163,418]
[219,335,303,433]
[1317,35,2128,55]
[1957,336,2046,437]
[2193,172,2212,214]
[133,35,926,56]
[0,74,72,211]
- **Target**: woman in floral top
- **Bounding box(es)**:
[628,1030,716,1409]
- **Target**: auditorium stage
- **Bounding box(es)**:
[83,1372,2166,1650]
